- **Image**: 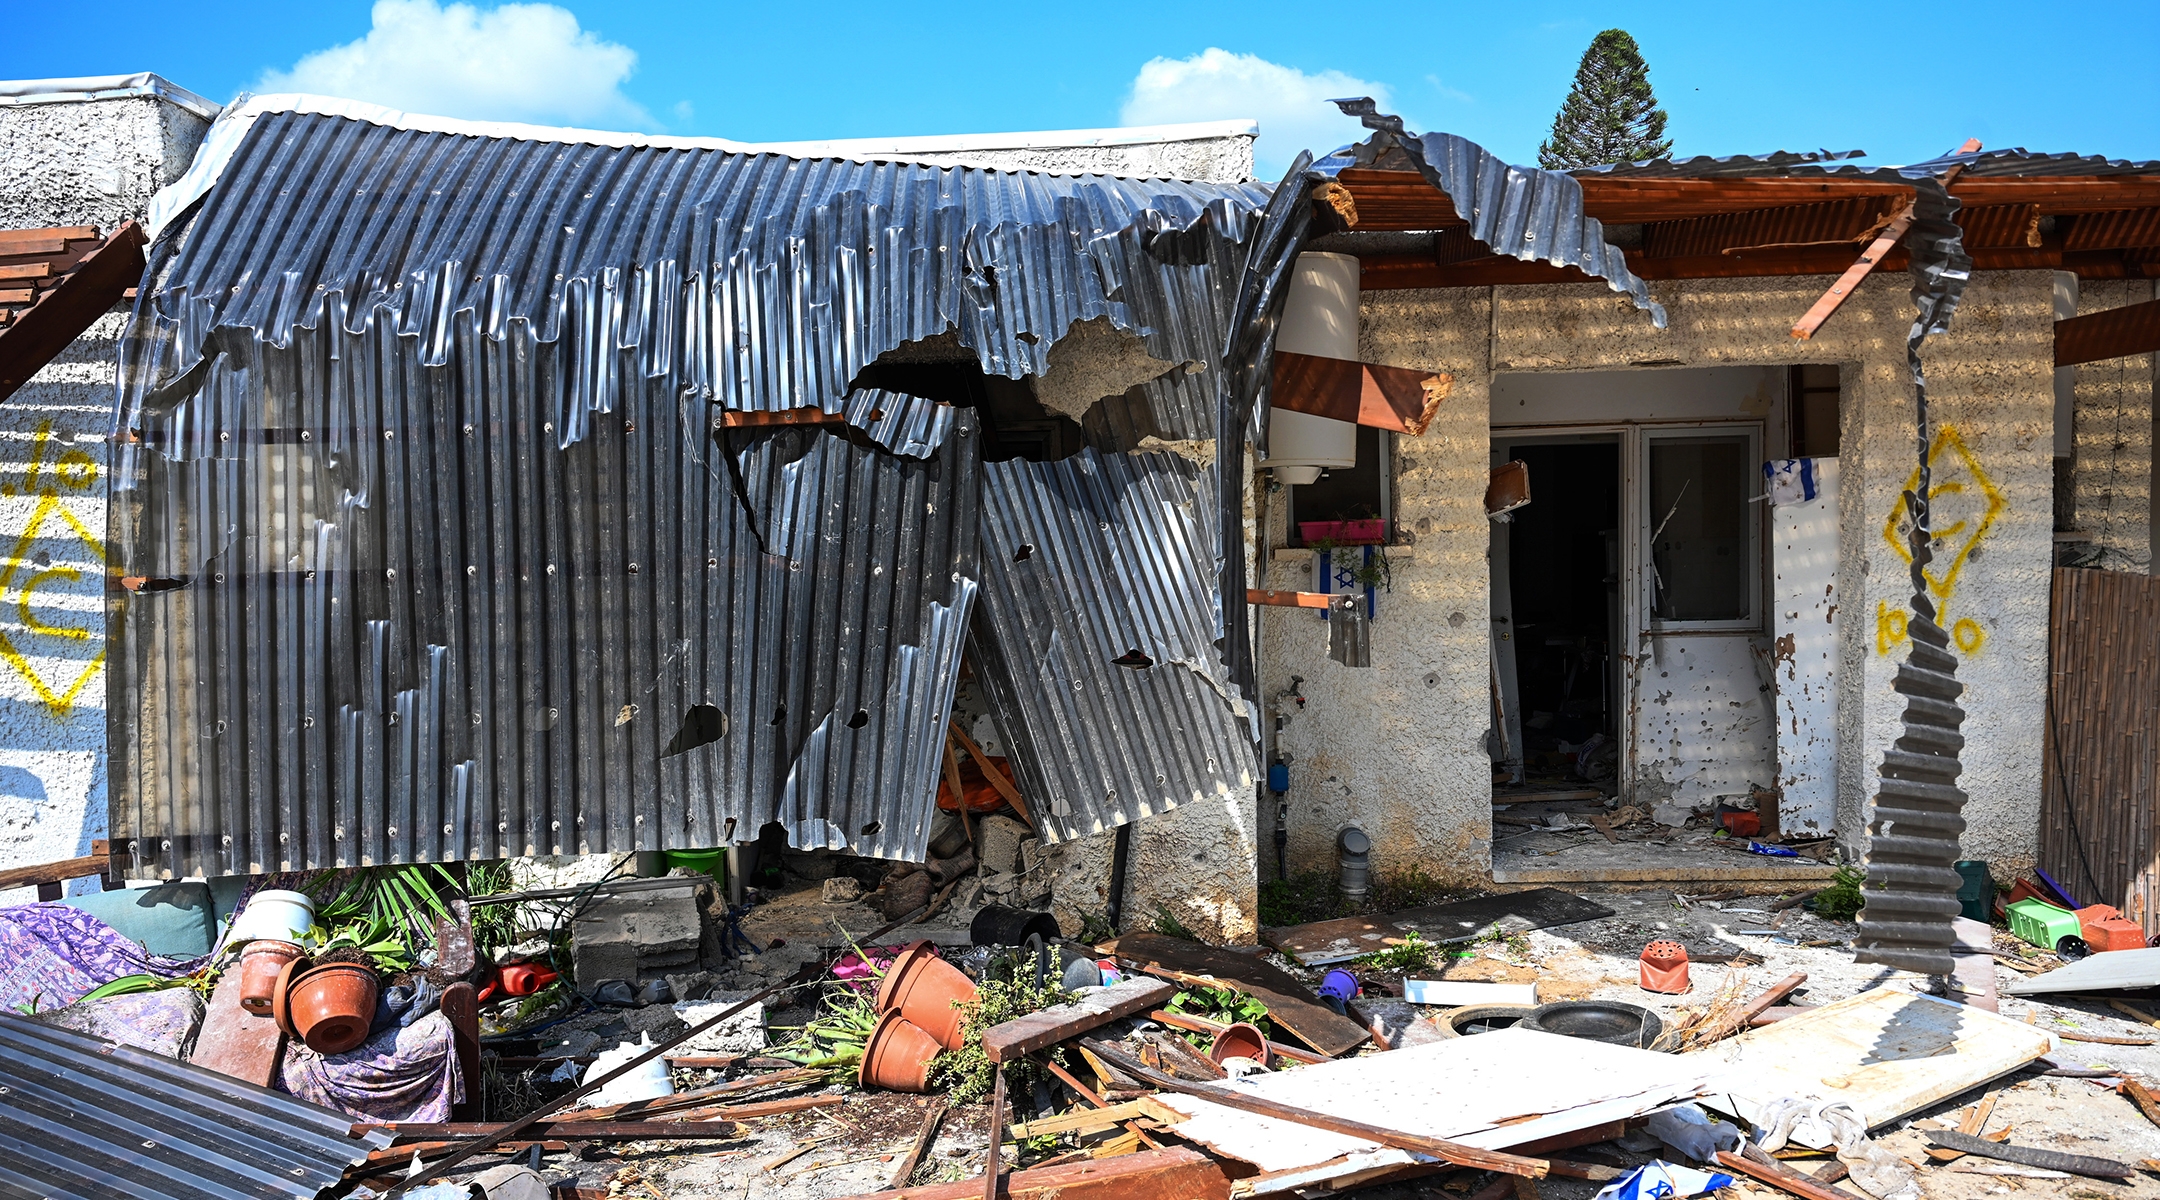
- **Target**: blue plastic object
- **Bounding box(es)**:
[1267,761,1290,794]
[1744,842,1798,857]
[1317,968,1360,1014]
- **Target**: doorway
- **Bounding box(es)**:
[1485,367,1826,885]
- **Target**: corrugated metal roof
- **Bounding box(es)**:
[111,104,1270,875]
[1316,99,1666,328]
[0,1011,385,1200]
[970,448,1254,841]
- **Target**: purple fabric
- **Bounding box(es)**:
[37,987,206,1058]
[281,1009,463,1124]
[0,905,199,1014]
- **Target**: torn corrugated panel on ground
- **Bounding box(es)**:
[0,1011,386,1199]
[970,448,1254,842]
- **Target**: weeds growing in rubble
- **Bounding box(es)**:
[930,971,1075,1102]
[1259,866,1467,928]
[1149,904,1201,942]
[1356,931,1438,972]
[1809,866,1866,920]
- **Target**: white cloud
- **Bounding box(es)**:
[257,0,650,129]
[1121,48,1399,178]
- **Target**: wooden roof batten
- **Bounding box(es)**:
[1329,167,2160,292]
[0,221,146,403]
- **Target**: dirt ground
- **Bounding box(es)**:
[446,885,2160,1200]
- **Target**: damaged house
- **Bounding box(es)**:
[2,76,2156,961]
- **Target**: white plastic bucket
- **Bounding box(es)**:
[228,889,316,943]
[582,1033,675,1107]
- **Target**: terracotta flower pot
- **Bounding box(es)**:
[286,963,380,1054]
[858,1011,943,1093]
[270,954,309,1038]
[1208,1021,1272,1068]
[238,940,304,1016]
[873,940,976,1052]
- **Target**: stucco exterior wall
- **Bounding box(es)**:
[0,91,210,900]
[2070,280,2156,575]
[1261,271,2058,883]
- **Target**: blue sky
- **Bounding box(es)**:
[7,0,2157,178]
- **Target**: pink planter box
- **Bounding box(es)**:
[1299,519,1386,545]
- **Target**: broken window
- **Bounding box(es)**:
[1645,430,1758,626]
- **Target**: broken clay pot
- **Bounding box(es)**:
[1208,1021,1272,1068]
[238,939,304,1015]
[859,1011,943,1092]
[876,940,977,1051]
[286,963,381,1054]
[1639,940,1691,994]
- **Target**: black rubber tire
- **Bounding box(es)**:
[1429,1004,1537,1038]
[1517,1000,1666,1048]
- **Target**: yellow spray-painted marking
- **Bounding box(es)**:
[1877,424,2005,656]
[0,420,111,716]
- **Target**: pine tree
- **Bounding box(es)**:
[1538,30,1674,170]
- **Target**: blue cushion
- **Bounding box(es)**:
[58,882,218,958]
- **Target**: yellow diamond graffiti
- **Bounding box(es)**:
[1876,424,2003,658]
[0,420,109,717]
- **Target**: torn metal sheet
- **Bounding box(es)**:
[0,1011,386,1199]
[969,447,1254,842]
[110,99,1275,876]
[1155,1028,1718,1188]
[112,412,981,875]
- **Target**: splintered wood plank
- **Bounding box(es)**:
[982,976,1175,1063]
[189,970,285,1087]
[1107,932,1368,1057]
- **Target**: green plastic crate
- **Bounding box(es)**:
[2007,898,2082,950]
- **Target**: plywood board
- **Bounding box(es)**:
[1698,987,2051,1144]
[1770,457,1839,833]
[1157,1027,1719,1176]
[1262,915,1415,966]
[1108,933,1368,1056]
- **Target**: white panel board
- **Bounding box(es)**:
[1769,458,1840,833]
[1635,634,1778,810]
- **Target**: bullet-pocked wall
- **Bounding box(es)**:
[2069,280,2156,576]
[1261,271,2059,883]
[0,81,212,899]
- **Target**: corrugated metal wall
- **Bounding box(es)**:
[970,448,1253,842]
[2041,566,2160,929]
[108,107,1268,878]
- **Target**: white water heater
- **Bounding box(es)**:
[1260,252,1361,486]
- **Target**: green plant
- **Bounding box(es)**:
[1367,866,1459,913]
[1074,910,1116,944]
[1259,870,1353,927]
[930,972,1074,1103]
[307,864,461,970]
[770,985,883,1077]
[1357,932,1437,973]
[1150,904,1201,943]
[1166,984,1271,1040]
[464,860,522,955]
[1810,867,1866,921]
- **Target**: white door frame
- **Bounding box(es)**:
[1493,420,1769,805]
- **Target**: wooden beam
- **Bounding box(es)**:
[0,227,96,256]
[719,407,846,429]
[982,976,1175,1063]
[840,1146,1234,1200]
[1789,201,1916,340]
[949,720,1031,824]
[0,851,110,892]
[1715,1151,1858,1200]
[1270,350,1450,435]
[0,221,145,403]
[1247,588,1335,610]
[364,1120,749,1140]
[2056,297,2160,366]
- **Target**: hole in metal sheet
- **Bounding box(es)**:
[1013,544,1034,562]
[1111,648,1154,669]
[846,709,870,729]
[860,821,882,836]
[771,705,787,726]
[664,705,724,757]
